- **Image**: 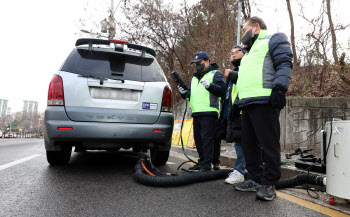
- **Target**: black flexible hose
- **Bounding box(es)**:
[275,174,325,189]
[134,155,326,188]
[134,154,231,187]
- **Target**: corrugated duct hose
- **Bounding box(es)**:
[134,154,231,187]
[133,154,325,188]
[276,174,325,189]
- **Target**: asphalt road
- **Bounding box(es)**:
[0,139,334,217]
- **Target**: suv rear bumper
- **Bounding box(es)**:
[44,106,174,151]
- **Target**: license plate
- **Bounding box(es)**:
[90,87,140,101]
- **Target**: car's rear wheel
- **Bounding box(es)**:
[46,145,72,165]
[150,148,169,166]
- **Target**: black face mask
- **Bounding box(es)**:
[196,63,206,73]
[231,58,242,67]
[241,28,259,46]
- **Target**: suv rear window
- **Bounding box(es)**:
[61,48,166,82]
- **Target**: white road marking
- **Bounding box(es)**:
[0,154,42,171]
[166,162,176,165]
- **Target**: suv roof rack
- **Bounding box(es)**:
[75,38,156,57]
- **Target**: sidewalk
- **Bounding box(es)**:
[170,144,350,215]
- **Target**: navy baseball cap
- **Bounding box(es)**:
[191,51,210,64]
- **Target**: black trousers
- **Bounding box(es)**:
[213,136,221,165]
[193,116,217,170]
[241,104,281,185]
[213,118,225,165]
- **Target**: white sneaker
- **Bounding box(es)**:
[225,170,245,184]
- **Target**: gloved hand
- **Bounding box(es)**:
[200,79,211,89]
[270,86,287,110]
[178,85,187,94]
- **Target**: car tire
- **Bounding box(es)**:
[150,148,169,166]
[46,145,72,165]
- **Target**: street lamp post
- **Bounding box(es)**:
[237,0,242,45]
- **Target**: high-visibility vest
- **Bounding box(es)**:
[190,70,220,116]
[237,30,276,100]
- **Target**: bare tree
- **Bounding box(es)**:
[119,0,239,102]
[241,0,251,20]
[325,0,339,65]
[286,0,298,67]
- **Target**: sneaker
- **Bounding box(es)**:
[189,164,200,171]
[233,179,261,192]
[213,163,220,170]
[256,185,276,201]
[225,170,244,184]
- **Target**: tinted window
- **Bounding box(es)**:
[61,48,166,82]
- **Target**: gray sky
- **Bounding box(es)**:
[0,0,349,113]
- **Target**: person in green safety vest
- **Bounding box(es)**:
[232,17,293,201]
[178,51,226,172]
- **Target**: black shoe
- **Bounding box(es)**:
[197,168,211,172]
[213,163,220,170]
[233,179,261,192]
[256,185,276,201]
[189,164,200,171]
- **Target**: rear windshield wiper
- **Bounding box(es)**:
[77,74,108,85]
[78,74,125,84]
[110,72,125,83]
[111,72,123,76]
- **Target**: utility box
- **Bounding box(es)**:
[326,120,350,200]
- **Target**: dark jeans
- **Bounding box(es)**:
[193,116,217,170]
[241,104,281,185]
[234,142,246,175]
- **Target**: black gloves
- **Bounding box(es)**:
[270,86,287,110]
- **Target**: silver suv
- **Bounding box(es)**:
[44,38,174,166]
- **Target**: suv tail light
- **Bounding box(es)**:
[161,86,172,112]
[48,75,64,106]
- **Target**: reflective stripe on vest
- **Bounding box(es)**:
[190,70,220,115]
[237,30,276,100]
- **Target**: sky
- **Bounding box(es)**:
[0,0,349,113]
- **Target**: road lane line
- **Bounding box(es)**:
[166,162,176,165]
[0,154,42,171]
[277,191,350,217]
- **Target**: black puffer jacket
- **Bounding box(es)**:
[215,67,241,143]
[226,95,241,143]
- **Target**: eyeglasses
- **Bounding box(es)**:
[232,49,242,55]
